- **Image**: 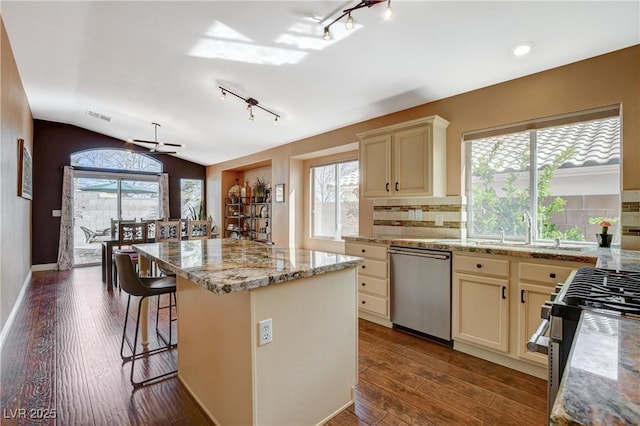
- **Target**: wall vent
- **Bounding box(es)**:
[86,110,112,122]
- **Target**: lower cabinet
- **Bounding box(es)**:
[345,242,391,326]
[453,253,510,353]
[453,252,595,371]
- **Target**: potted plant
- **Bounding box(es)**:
[253,177,268,203]
[588,216,619,247]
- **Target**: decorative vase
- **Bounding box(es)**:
[596,233,612,248]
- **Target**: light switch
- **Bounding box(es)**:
[52,210,61,217]
[435,214,444,227]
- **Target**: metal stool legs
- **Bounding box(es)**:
[120,293,177,388]
[156,292,177,346]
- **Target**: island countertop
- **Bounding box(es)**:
[133,238,363,295]
[550,311,640,425]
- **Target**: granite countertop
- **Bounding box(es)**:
[134,238,363,295]
[550,311,640,425]
[344,235,640,272]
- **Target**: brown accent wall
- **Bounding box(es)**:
[207,45,640,245]
[1,18,34,332]
[32,120,206,265]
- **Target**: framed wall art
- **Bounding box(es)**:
[17,138,33,200]
[275,183,285,203]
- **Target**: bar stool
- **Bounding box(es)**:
[115,253,177,388]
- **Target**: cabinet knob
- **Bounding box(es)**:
[361,300,366,305]
[476,264,482,269]
[549,273,556,279]
[361,282,366,287]
[362,265,366,269]
[361,249,366,253]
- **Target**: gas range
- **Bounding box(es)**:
[529,266,640,417]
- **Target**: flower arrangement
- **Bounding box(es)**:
[588,217,619,235]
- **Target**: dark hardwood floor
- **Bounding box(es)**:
[1,267,547,425]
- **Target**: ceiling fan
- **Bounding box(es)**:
[129,122,184,155]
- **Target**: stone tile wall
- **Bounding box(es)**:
[621,190,640,250]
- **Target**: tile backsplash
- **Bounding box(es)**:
[373,192,640,251]
[373,196,467,239]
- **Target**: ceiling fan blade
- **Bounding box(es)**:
[146,151,178,155]
[132,139,160,145]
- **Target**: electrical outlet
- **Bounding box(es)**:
[408,209,415,220]
[435,214,444,227]
[415,209,423,220]
[258,318,272,346]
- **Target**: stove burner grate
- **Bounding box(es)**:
[563,267,640,314]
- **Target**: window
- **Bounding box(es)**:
[311,160,359,239]
[181,179,204,219]
[466,110,621,244]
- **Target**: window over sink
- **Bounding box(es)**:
[465,106,621,245]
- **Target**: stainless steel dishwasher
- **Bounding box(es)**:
[389,246,452,344]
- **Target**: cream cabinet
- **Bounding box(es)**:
[358,115,449,198]
[453,253,510,353]
[345,242,391,326]
[516,260,584,366]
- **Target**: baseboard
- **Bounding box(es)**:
[31,263,57,272]
[0,270,32,349]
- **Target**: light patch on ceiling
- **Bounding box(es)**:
[189,18,359,66]
[189,39,308,65]
[205,20,253,42]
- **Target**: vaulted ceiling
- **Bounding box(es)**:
[2,1,639,166]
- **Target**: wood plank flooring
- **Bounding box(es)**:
[1,266,547,425]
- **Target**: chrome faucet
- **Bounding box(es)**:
[522,211,532,244]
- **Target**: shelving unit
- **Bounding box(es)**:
[224,193,271,243]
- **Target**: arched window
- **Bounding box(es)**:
[71,148,162,173]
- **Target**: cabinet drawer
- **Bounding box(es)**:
[454,255,509,278]
[358,276,388,297]
[359,259,388,279]
[345,243,388,260]
[519,262,576,285]
[358,293,388,316]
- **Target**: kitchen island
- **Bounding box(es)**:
[134,239,363,426]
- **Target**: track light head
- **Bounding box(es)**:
[323,26,331,40]
[220,88,227,100]
[384,0,393,19]
[346,13,354,30]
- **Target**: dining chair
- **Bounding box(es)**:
[112,221,148,288]
[156,219,182,242]
[187,219,212,240]
[115,253,177,388]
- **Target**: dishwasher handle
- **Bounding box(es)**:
[388,246,450,261]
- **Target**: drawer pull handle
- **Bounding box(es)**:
[385,183,390,192]
[502,286,507,299]
[549,273,556,279]
[395,182,399,191]
[521,289,525,303]
[476,264,482,269]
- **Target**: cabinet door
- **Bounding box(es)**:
[393,126,431,196]
[361,135,392,198]
[453,273,509,353]
[517,283,553,366]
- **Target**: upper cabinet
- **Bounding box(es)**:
[358,115,449,198]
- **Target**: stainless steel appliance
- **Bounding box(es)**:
[528,267,640,416]
[389,246,452,344]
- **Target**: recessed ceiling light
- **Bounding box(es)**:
[511,42,533,57]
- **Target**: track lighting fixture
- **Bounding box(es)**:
[322,0,392,39]
[218,86,280,124]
